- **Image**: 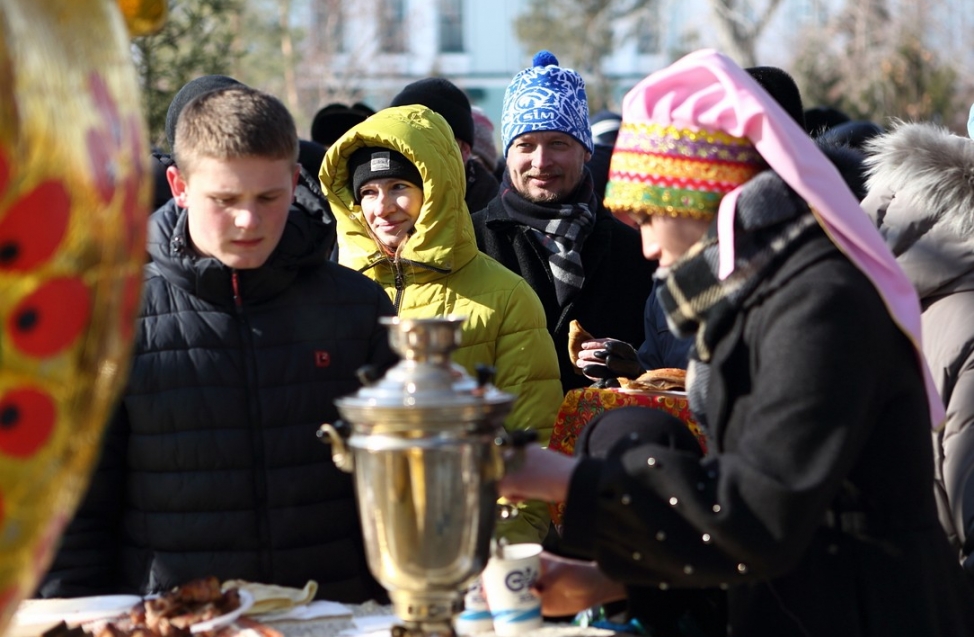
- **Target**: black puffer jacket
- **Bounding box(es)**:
[39,201,395,602]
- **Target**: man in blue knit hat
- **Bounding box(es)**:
[471,51,656,393]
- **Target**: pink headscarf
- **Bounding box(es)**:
[619,49,944,430]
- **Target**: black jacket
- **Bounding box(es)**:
[465,158,500,214]
[471,188,656,392]
[39,201,396,602]
[562,227,974,636]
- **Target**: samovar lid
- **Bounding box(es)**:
[335,316,514,430]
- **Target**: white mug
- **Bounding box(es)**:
[481,543,543,636]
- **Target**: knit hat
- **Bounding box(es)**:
[311,102,374,147]
[744,66,805,129]
[604,121,766,220]
[501,50,593,156]
[470,106,498,167]
[590,110,622,146]
[166,75,244,151]
[603,48,944,431]
[390,78,474,147]
[347,146,423,203]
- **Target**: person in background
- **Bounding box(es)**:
[389,77,500,213]
[319,105,563,544]
[860,119,974,587]
[471,51,655,393]
[310,101,375,149]
[40,86,397,602]
[152,75,337,258]
[577,65,808,379]
[586,109,622,204]
[498,49,974,636]
[803,104,851,137]
[471,105,501,175]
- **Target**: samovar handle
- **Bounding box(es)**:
[494,428,538,474]
[317,420,354,473]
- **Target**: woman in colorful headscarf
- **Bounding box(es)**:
[498,50,974,636]
[320,105,564,544]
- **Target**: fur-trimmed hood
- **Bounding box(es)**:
[861,120,974,300]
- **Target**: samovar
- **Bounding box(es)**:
[319,316,526,637]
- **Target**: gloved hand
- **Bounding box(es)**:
[577,339,643,381]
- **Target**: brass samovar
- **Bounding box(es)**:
[319,316,525,637]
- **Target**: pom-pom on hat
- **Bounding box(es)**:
[501,50,594,156]
[347,146,423,203]
[390,77,475,147]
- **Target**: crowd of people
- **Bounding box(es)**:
[37,44,974,637]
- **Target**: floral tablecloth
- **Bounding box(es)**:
[547,387,707,525]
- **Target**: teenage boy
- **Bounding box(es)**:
[39,86,396,603]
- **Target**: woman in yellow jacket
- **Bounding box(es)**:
[320,105,563,543]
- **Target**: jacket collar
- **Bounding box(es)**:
[147,200,329,306]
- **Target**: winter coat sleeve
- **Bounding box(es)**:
[492,278,564,545]
[560,256,912,586]
[37,403,129,598]
[936,332,974,576]
[493,279,562,445]
[367,290,399,372]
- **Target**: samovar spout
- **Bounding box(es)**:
[316,420,353,473]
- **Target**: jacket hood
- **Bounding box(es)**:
[861,120,974,300]
[147,199,331,305]
[319,105,478,277]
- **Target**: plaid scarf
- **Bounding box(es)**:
[500,169,597,305]
[657,171,819,428]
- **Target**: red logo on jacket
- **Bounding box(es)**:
[314,350,331,368]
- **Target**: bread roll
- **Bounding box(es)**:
[568,319,594,373]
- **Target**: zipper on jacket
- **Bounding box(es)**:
[230,269,273,581]
[360,256,451,315]
[393,262,405,314]
[231,271,243,309]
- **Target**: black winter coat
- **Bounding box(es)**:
[561,229,974,636]
[471,190,656,393]
[39,201,396,602]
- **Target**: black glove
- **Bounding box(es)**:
[581,339,643,381]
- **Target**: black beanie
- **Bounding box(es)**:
[348,147,423,203]
[166,75,244,151]
[310,102,374,147]
[745,66,805,130]
[389,78,475,147]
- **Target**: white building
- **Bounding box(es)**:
[298,0,971,131]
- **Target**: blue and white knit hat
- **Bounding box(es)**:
[501,51,594,156]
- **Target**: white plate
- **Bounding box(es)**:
[190,588,254,634]
[14,595,142,627]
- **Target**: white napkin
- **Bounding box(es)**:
[336,614,398,637]
[253,600,352,622]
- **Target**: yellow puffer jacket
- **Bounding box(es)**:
[321,106,564,543]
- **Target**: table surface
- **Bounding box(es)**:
[7,600,615,637]
[266,602,616,637]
